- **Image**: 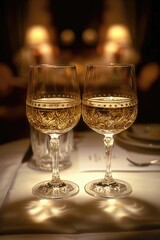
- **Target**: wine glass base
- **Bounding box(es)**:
[85,179,132,198]
[32,180,79,199]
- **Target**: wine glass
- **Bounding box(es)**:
[26,64,81,199]
[82,63,138,198]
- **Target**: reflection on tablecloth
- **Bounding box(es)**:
[0,133,160,239]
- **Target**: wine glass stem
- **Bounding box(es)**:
[50,135,61,183]
[103,135,115,184]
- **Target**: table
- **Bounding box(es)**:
[0,131,160,240]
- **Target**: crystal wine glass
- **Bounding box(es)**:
[82,63,138,198]
[26,64,81,199]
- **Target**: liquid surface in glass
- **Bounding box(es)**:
[26,97,81,134]
[82,96,137,135]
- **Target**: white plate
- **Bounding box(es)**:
[128,124,160,142]
[115,127,160,150]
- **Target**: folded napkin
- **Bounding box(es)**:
[0,139,30,207]
[77,131,160,172]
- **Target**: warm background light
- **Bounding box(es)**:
[60,29,76,45]
[106,24,131,44]
[82,28,98,45]
[25,25,50,47]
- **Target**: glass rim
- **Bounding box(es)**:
[86,63,135,68]
[29,64,76,69]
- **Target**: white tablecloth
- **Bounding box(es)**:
[0,131,160,239]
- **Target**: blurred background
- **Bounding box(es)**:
[0,0,160,144]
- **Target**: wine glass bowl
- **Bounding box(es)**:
[26,64,81,199]
[82,64,138,198]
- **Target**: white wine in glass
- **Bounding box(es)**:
[82,63,138,198]
[26,64,81,199]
